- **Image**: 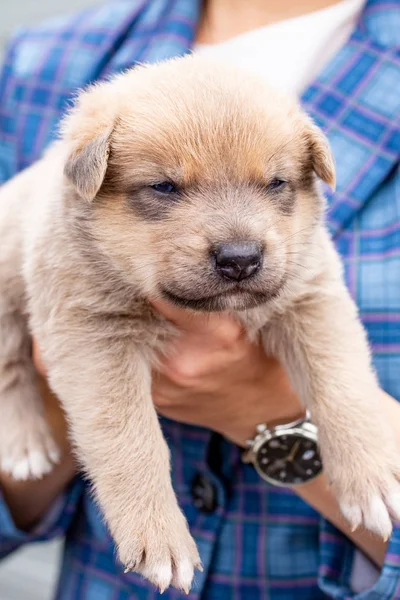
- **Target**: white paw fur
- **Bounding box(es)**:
[0,434,60,480]
[1,447,60,480]
[121,507,201,594]
[339,481,400,540]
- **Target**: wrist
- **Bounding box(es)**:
[221,388,304,448]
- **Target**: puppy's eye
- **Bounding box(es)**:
[266,178,287,191]
[151,182,178,195]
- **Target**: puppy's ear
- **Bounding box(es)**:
[306,121,336,191]
[64,129,112,202]
[61,79,121,202]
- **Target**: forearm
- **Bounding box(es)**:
[0,377,75,531]
[295,390,400,568]
[0,455,75,531]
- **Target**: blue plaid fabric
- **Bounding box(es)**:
[1,0,400,598]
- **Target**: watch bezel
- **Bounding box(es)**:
[250,420,322,487]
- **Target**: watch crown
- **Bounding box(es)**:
[256,423,267,434]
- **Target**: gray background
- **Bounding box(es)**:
[0,0,98,60]
[0,2,98,599]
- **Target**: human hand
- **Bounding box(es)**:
[150,300,303,446]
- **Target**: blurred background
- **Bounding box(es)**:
[0,0,98,61]
[0,4,99,600]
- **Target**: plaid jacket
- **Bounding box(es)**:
[0,0,400,598]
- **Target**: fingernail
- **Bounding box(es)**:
[349,525,357,533]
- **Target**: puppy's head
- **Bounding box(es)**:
[62,55,335,311]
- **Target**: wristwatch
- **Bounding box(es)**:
[242,412,322,487]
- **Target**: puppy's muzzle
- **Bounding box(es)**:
[211,241,262,282]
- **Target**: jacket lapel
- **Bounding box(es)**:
[100,0,200,76]
[301,0,400,237]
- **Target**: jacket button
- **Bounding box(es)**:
[191,474,218,514]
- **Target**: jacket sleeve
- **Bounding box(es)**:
[318,518,400,599]
[0,480,83,560]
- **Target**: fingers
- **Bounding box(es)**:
[150,299,254,387]
[156,330,260,390]
[150,298,243,342]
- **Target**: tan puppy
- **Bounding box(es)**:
[0,55,399,593]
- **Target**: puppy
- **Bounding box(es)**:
[1,55,399,593]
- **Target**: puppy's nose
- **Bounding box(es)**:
[213,242,262,281]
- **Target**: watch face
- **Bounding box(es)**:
[255,431,322,486]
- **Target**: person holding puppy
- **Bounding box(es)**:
[1,0,399,598]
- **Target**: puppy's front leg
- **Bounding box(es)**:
[43,319,200,593]
[264,284,400,539]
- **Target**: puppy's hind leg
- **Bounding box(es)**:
[0,294,60,480]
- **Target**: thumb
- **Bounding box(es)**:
[32,339,48,376]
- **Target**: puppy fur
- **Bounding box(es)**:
[1,55,399,592]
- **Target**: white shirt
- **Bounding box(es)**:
[195,0,381,593]
[195,0,364,95]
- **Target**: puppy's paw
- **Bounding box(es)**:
[119,504,201,594]
[0,418,60,480]
[331,454,400,540]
